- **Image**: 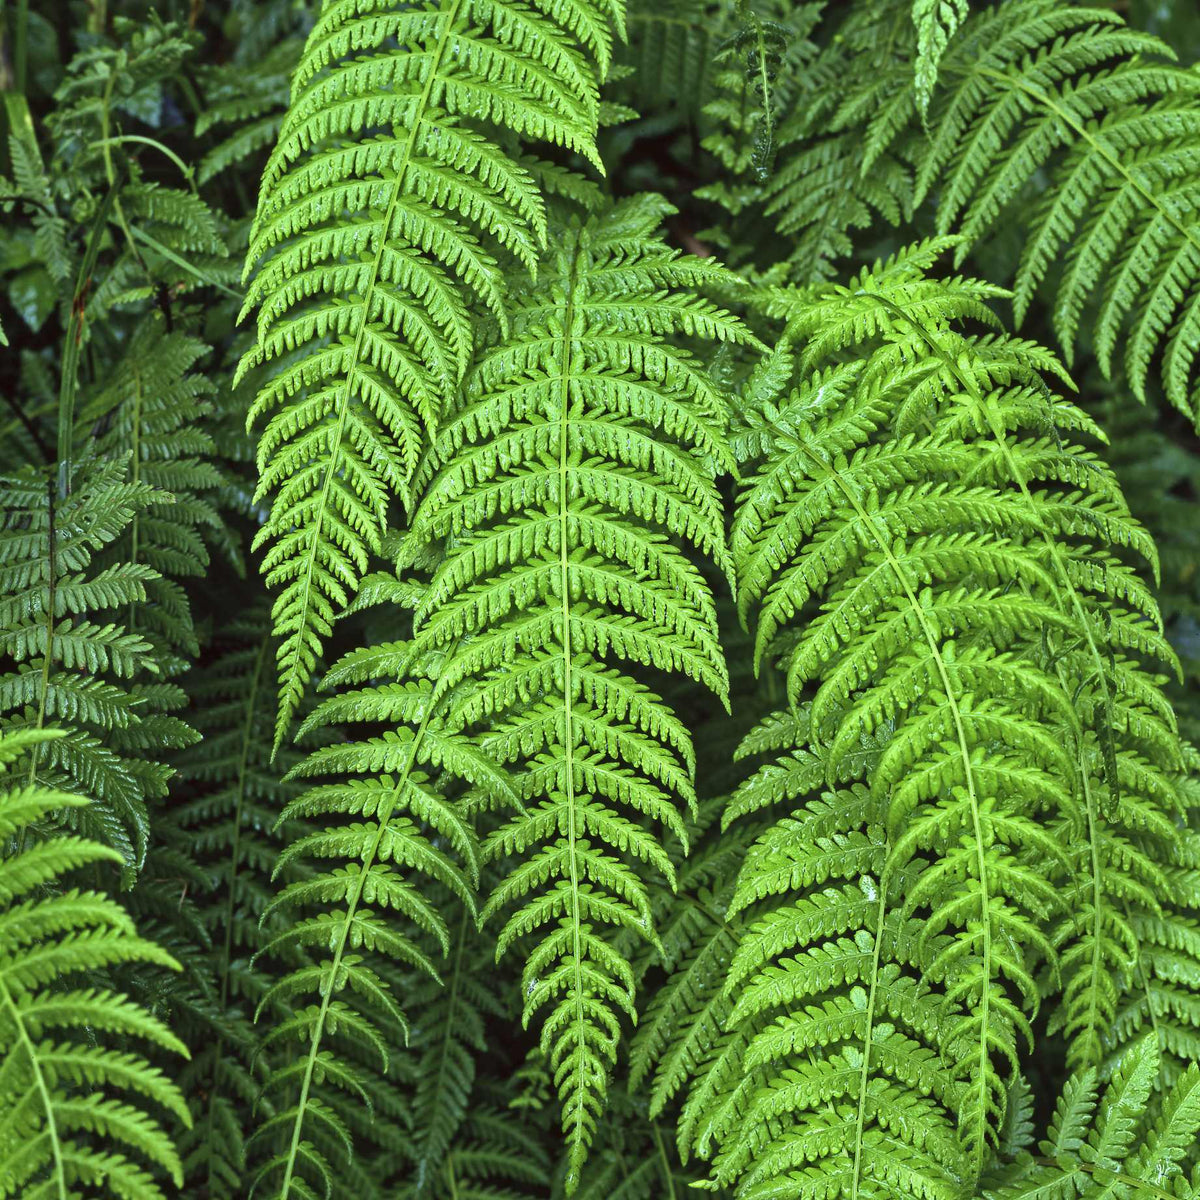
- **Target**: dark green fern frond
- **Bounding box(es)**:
[0,727,191,1198]
[83,315,228,673]
[196,37,303,189]
[239,0,626,749]
[617,0,722,129]
[248,635,513,1200]
[402,1080,551,1200]
[0,455,198,871]
[165,603,310,1197]
[404,899,513,1197]
[628,795,761,1124]
[46,15,231,310]
[564,1088,721,1200]
[702,1,913,284]
[403,194,758,1188]
[711,241,1187,1191]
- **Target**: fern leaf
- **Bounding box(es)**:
[240,0,625,748]
[404,195,757,1188]
[0,729,189,1198]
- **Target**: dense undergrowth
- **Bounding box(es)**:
[2,1,1200,1197]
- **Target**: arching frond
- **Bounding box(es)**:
[700,242,1188,1196]
[404,194,758,1188]
[239,0,625,747]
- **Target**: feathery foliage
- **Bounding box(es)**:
[2,1,1200,1197]
[0,455,197,871]
[403,194,756,1186]
[0,727,190,1198]
[239,0,626,746]
[697,241,1193,1196]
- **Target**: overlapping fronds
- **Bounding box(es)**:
[247,631,514,1199]
[84,315,228,671]
[700,240,1191,1196]
[881,0,1200,423]
[239,0,626,746]
[0,727,190,1198]
[0,455,198,871]
[985,1035,1200,1200]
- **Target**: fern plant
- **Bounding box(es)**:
[897,0,1200,423]
[3,1,1200,1196]
[239,0,625,745]
[402,194,757,1186]
[985,1034,1200,1200]
[0,455,197,870]
[246,617,514,1199]
[0,727,190,1198]
[688,241,1193,1196]
[82,315,230,672]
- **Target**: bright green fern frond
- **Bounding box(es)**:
[713,243,1187,1191]
[0,727,190,1198]
[404,194,758,1189]
[911,0,967,117]
[240,0,626,749]
[1104,825,1200,1086]
[985,1035,1200,1200]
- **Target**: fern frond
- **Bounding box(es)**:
[881,0,1200,423]
[240,0,626,748]
[911,0,967,117]
[0,455,198,871]
[0,728,190,1198]
[704,243,1187,1194]
[404,194,757,1188]
[986,1035,1200,1200]
[248,634,511,1200]
[83,315,229,672]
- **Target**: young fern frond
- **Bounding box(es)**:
[402,194,758,1188]
[248,636,513,1200]
[706,241,1189,1194]
[0,455,198,872]
[239,0,625,748]
[0,727,191,1198]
